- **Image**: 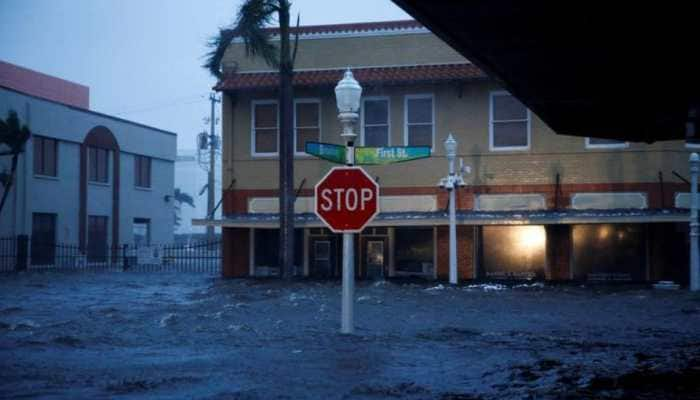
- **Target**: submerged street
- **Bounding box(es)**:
[1,272,700,399]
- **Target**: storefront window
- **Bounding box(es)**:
[572,224,645,281]
[395,227,433,274]
[482,225,546,279]
[254,229,303,268]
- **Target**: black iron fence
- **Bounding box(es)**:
[0,236,221,274]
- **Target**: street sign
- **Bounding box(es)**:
[314,166,379,233]
[305,141,346,164]
[355,146,431,165]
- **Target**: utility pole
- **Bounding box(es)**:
[207,93,221,241]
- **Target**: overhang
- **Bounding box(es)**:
[193,208,689,229]
[391,1,700,143]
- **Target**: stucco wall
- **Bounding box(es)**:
[221,81,691,191]
[223,32,467,73]
[0,87,176,244]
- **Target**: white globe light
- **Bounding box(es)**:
[335,69,362,114]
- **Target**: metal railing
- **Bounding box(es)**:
[0,236,221,274]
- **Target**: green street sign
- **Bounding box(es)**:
[355,146,431,165]
[305,141,346,164]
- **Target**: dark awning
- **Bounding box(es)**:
[193,208,689,228]
[392,1,700,143]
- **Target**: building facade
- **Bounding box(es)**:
[202,20,693,283]
[0,63,176,264]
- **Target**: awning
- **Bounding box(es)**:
[193,208,689,229]
[391,1,700,143]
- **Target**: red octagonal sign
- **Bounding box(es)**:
[315,166,380,233]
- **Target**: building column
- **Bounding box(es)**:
[545,224,571,280]
[436,225,475,281]
[222,227,249,278]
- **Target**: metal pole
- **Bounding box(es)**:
[341,141,355,334]
[207,93,220,241]
[691,153,699,291]
[449,185,457,285]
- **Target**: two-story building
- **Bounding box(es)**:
[201,20,692,283]
[0,61,176,265]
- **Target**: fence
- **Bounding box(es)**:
[0,235,221,274]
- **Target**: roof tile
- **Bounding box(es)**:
[215,63,486,91]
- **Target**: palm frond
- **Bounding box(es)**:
[203,0,280,79]
[235,0,280,68]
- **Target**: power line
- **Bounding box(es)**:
[112,94,209,116]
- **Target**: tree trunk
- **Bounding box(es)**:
[0,154,19,216]
[278,0,295,279]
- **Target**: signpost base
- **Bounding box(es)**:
[341,232,355,334]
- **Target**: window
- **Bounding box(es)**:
[572,224,645,281]
[481,225,546,280]
[252,100,278,155]
[362,97,390,146]
[394,227,434,274]
[31,213,56,265]
[33,136,57,177]
[133,218,150,246]
[134,155,151,188]
[88,147,109,183]
[586,137,628,149]
[405,95,434,147]
[294,99,320,154]
[87,216,108,262]
[254,229,303,270]
[490,91,530,150]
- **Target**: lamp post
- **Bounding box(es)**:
[440,134,466,285]
[335,69,362,333]
[691,152,699,291]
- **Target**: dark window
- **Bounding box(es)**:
[481,225,546,279]
[253,102,278,154]
[572,224,646,281]
[133,218,150,246]
[363,99,389,146]
[33,136,57,176]
[406,96,433,147]
[394,227,434,274]
[134,155,151,188]
[87,216,108,262]
[254,229,303,270]
[31,213,56,265]
[295,101,320,153]
[491,92,529,149]
[88,147,109,183]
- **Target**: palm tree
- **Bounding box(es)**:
[205,0,299,279]
[0,111,31,216]
[173,188,196,229]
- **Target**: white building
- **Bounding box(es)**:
[0,63,176,262]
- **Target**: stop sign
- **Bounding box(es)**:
[314,166,380,233]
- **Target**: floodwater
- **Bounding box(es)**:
[1,273,700,399]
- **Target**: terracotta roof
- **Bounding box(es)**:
[215,63,486,91]
[226,20,424,39]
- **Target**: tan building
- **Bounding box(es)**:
[200,20,693,283]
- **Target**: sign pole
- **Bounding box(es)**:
[341,141,355,334]
[691,153,699,291]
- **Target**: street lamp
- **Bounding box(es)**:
[335,68,362,334]
[439,134,467,284]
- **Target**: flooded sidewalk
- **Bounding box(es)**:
[1,272,700,399]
